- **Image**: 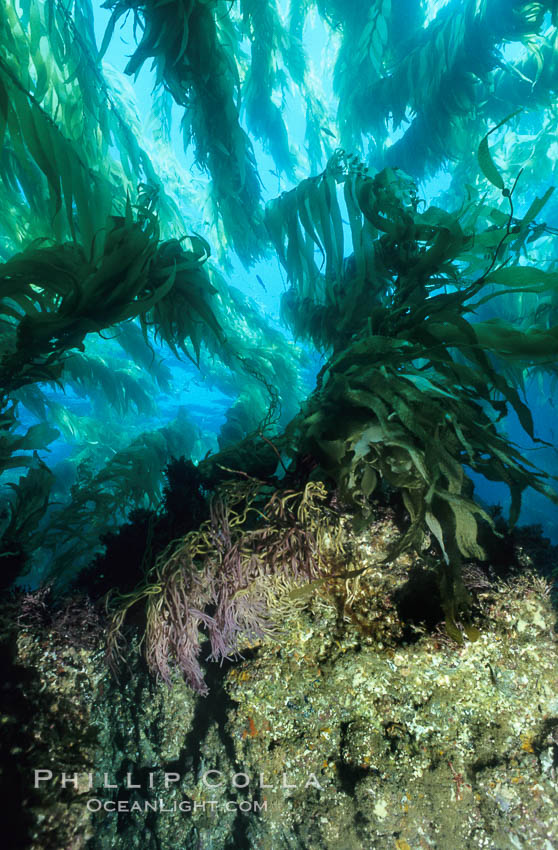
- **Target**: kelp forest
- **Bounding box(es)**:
[2,2,558,848]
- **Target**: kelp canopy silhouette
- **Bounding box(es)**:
[2,0,558,668]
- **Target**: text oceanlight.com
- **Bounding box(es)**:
[86,799,267,813]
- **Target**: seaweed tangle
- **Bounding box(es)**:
[107,480,344,693]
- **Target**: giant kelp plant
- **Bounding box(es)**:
[1,0,558,677]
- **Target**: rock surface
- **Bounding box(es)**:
[1,516,557,850]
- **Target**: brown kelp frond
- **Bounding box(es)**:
[146,234,225,364]
[0,211,160,392]
[0,399,59,473]
[361,0,546,178]
[107,480,345,693]
[0,0,187,249]
[241,0,297,177]
[61,353,157,417]
[267,148,558,372]
[101,0,266,264]
[0,207,224,394]
[297,326,556,555]
[0,396,60,589]
[112,321,173,393]
[0,455,54,589]
[291,0,555,181]
[41,412,203,585]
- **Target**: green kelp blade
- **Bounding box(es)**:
[477,135,505,191]
[516,187,555,237]
[17,422,60,450]
[485,265,558,294]
[477,110,522,190]
[286,566,370,603]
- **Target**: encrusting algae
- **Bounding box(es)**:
[4,503,558,849]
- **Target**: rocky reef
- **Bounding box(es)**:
[1,509,557,850]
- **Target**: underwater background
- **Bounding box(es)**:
[1,0,558,848]
[1,0,558,598]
